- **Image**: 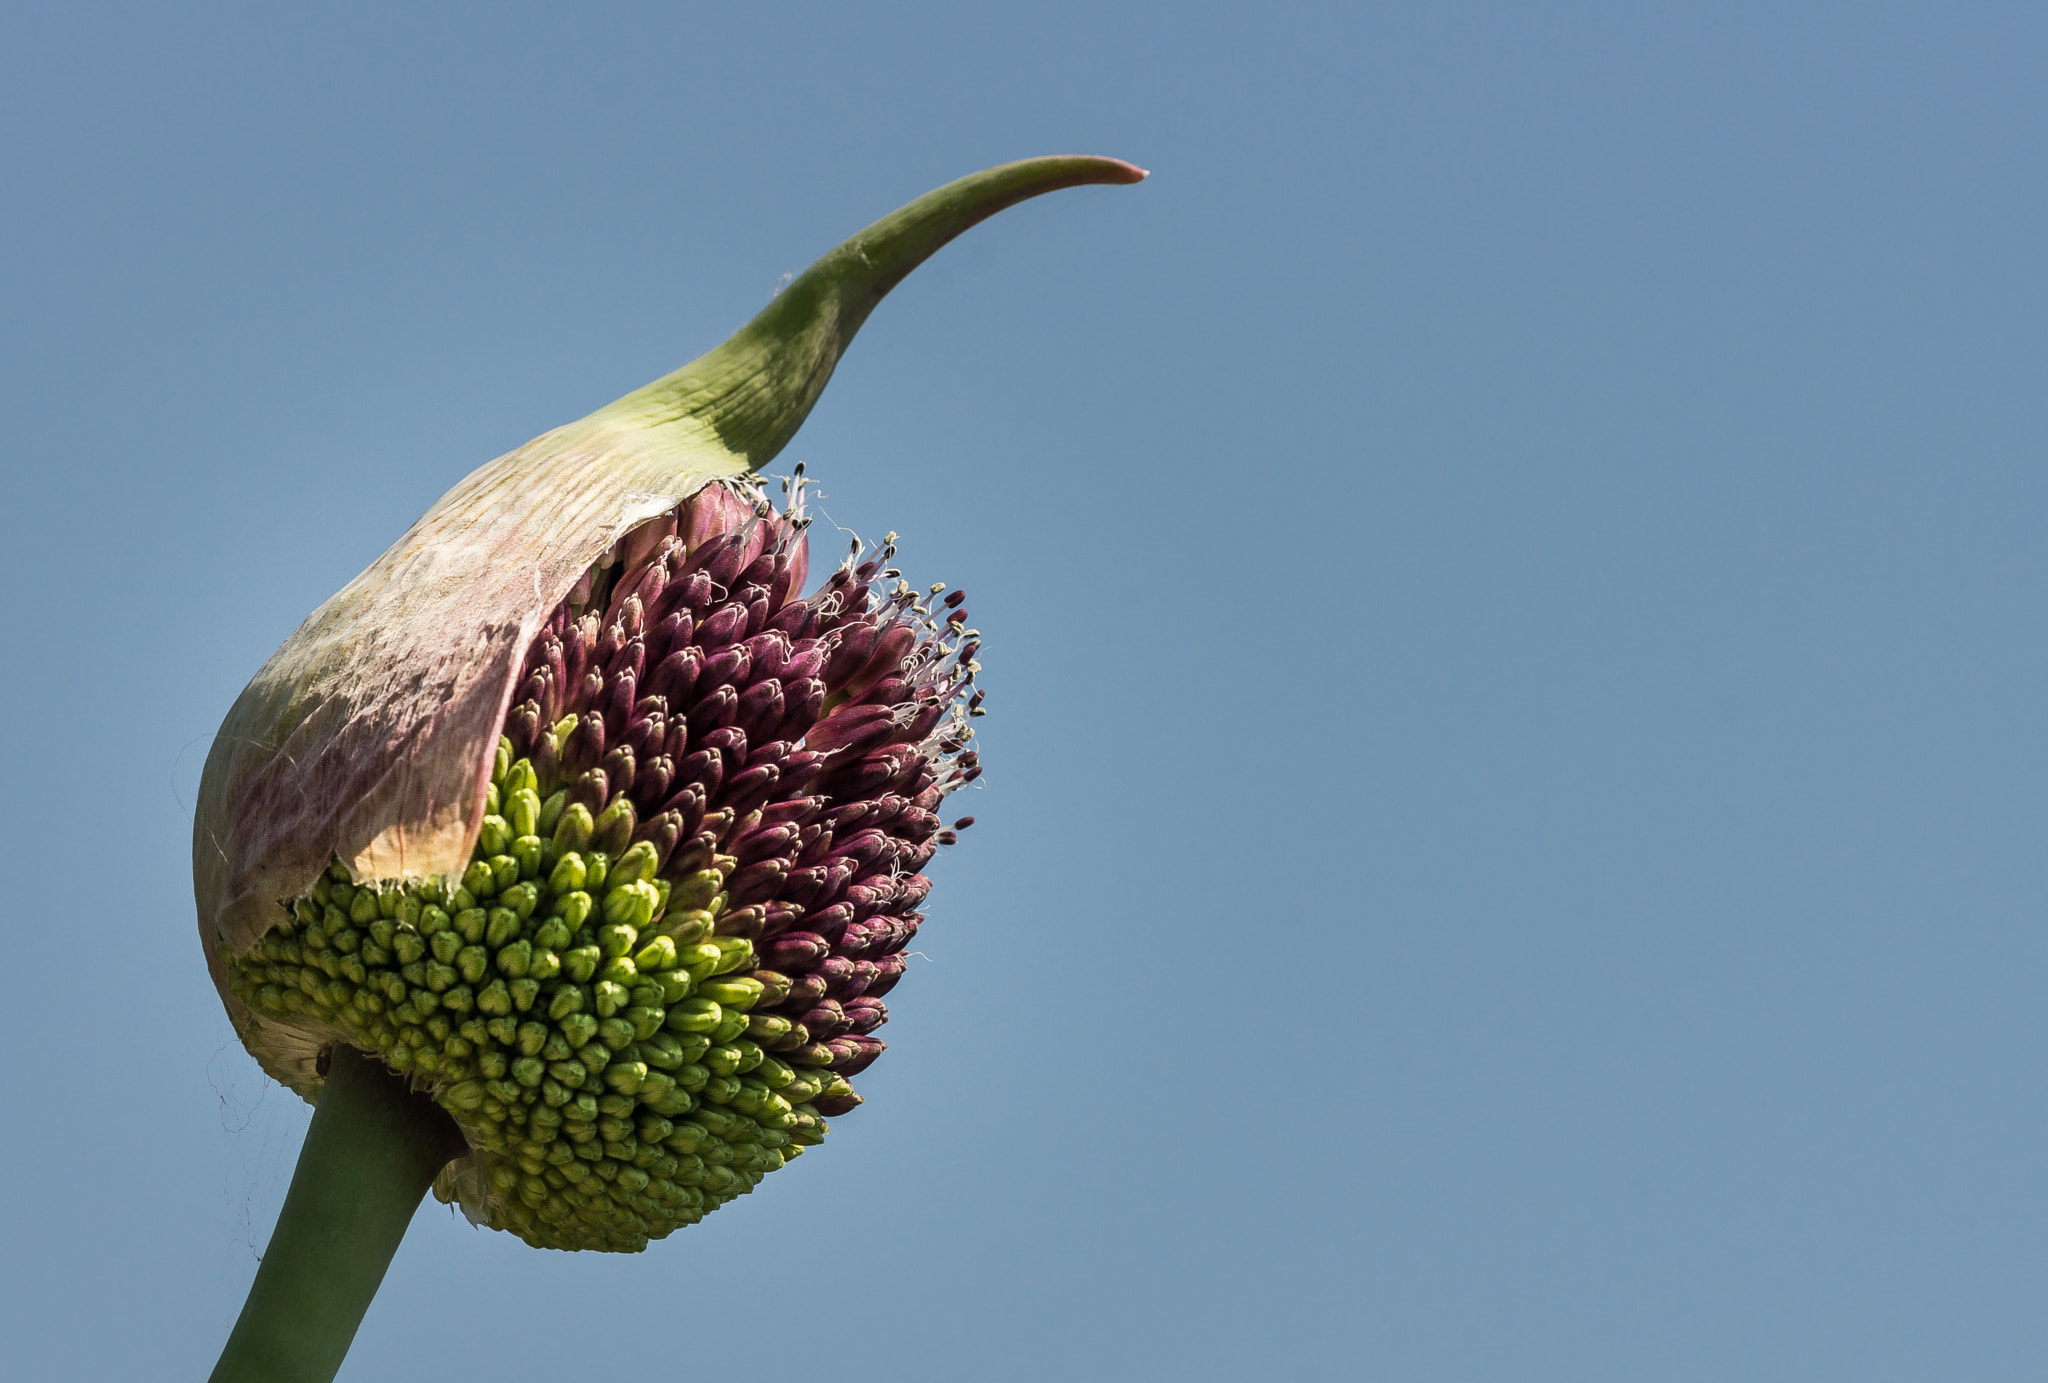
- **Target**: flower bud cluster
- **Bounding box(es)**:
[226,475,980,1251]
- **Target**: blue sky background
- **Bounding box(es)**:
[4,3,2047,1379]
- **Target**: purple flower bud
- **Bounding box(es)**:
[632,810,683,873]
[687,683,738,731]
[829,829,893,875]
[803,893,856,934]
[734,679,785,739]
[829,1036,886,1076]
[646,645,703,708]
[646,609,694,665]
[804,703,899,757]
[600,745,637,797]
[822,623,881,688]
[743,630,792,680]
[866,951,908,998]
[567,768,609,816]
[781,643,829,683]
[767,932,831,968]
[733,822,801,866]
[758,901,806,940]
[843,997,888,1035]
[800,1000,849,1039]
[774,678,827,743]
[714,904,766,939]
[674,749,723,800]
[695,601,750,649]
[563,709,606,777]
[726,858,789,906]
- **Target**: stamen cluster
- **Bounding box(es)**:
[226,476,981,1251]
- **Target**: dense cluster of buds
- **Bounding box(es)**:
[226,475,982,1251]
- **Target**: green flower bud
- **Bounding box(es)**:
[593,981,630,1017]
[633,935,677,973]
[597,923,639,959]
[610,841,660,889]
[536,788,568,839]
[560,1013,599,1049]
[496,940,532,978]
[563,946,601,983]
[507,788,541,839]
[477,980,514,1017]
[602,881,658,931]
[665,999,722,1034]
[548,853,588,894]
[710,937,754,975]
[478,814,512,857]
[552,893,596,934]
[624,1006,666,1041]
[697,976,763,1011]
[461,860,496,899]
[484,909,520,948]
[489,855,520,892]
[552,802,594,855]
[660,909,714,946]
[671,870,722,911]
[604,1062,648,1096]
[598,1018,637,1050]
[512,835,544,879]
[512,1058,546,1088]
[444,1082,487,1112]
[746,1013,792,1043]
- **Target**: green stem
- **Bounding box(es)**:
[210,1046,464,1383]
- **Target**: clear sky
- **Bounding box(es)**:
[4,4,2047,1380]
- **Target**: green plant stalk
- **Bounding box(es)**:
[209,1046,463,1383]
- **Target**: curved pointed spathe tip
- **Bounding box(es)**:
[591,154,1150,471]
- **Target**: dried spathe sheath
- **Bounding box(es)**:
[194,156,1144,1264]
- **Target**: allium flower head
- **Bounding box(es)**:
[193,157,1143,1254]
[224,473,982,1249]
